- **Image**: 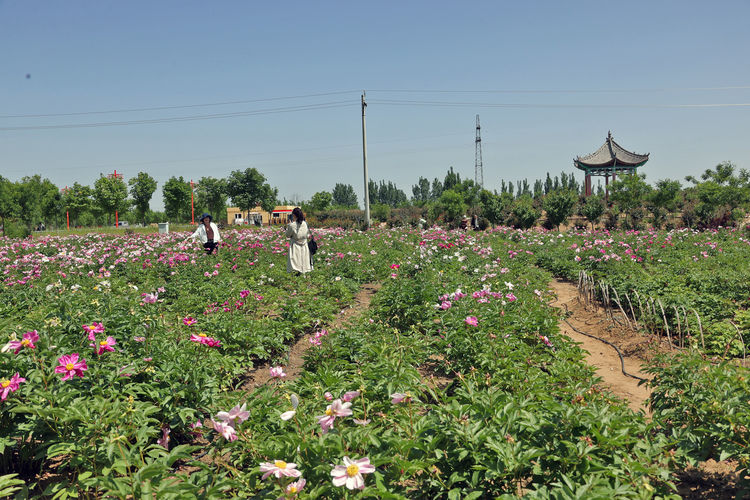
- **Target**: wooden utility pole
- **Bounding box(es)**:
[361,92,370,229]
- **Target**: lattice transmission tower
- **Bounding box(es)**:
[474,115,484,189]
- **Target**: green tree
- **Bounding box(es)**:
[0,176,19,236]
[647,179,681,228]
[63,182,94,226]
[580,195,605,230]
[162,176,192,222]
[609,173,652,229]
[479,189,503,227]
[432,189,466,227]
[543,189,577,230]
[17,175,61,230]
[331,183,358,208]
[196,177,228,221]
[226,168,278,213]
[310,191,333,211]
[509,195,540,229]
[93,175,128,225]
[128,172,158,225]
[411,177,431,204]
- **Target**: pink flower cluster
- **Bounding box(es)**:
[309,329,329,346]
[205,403,250,441]
[1,373,25,401]
[7,330,39,354]
[190,333,221,347]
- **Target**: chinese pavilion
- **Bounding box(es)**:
[574,132,649,197]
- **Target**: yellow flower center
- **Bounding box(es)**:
[1,379,9,388]
[325,408,333,416]
[65,363,74,371]
[21,339,30,346]
[274,460,287,469]
[198,333,207,337]
[346,464,359,477]
[99,340,109,346]
[289,486,298,493]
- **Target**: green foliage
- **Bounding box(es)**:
[509,195,540,229]
[580,195,605,230]
[226,167,278,213]
[162,176,192,222]
[543,190,577,230]
[195,176,228,222]
[128,172,158,225]
[310,191,333,211]
[433,189,466,226]
[331,183,358,208]
[94,175,129,225]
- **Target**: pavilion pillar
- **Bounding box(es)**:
[585,174,592,196]
[605,174,609,202]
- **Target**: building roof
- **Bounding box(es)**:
[574,132,649,169]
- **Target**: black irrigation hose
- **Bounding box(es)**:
[562,318,648,383]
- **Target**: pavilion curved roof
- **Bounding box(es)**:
[574,132,649,169]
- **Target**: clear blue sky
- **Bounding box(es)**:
[2,1,749,210]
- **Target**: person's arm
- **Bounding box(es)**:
[212,223,221,242]
[188,226,201,240]
[285,223,296,238]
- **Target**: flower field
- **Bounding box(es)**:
[1,226,748,498]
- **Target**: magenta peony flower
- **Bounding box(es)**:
[8,330,39,354]
[331,456,375,490]
[55,353,88,381]
[465,316,479,327]
[91,336,116,355]
[1,372,26,401]
[82,322,105,341]
[182,316,197,326]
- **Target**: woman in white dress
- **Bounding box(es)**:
[285,207,312,274]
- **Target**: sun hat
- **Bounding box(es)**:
[199,213,212,223]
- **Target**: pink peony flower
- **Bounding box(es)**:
[91,336,116,355]
[239,290,250,299]
[141,292,158,304]
[1,372,25,401]
[207,419,237,441]
[465,316,479,327]
[190,333,220,347]
[284,478,306,497]
[390,392,412,404]
[216,403,250,427]
[55,353,88,381]
[324,391,334,401]
[316,399,353,433]
[341,391,360,402]
[182,316,197,326]
[390,263,400,270]
[269,366,287,379]
[134,336,146,342]
[8,330,39,354]
[539,335,553,348]
[331,456,375,490]
[259,459,302,480]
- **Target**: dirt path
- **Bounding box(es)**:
[548,279,652,413]
[242,282,381,390]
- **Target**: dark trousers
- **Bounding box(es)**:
[203,240,218,255]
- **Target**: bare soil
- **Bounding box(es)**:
[241,282,381,390]
[548,278,741,499]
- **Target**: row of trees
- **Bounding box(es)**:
[0,168,277,237]
[2,161,748,237]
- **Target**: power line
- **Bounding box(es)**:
[369,85,750,94]
[0,90,360,119]
[0,101,356,131]
[369,98,750,109]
